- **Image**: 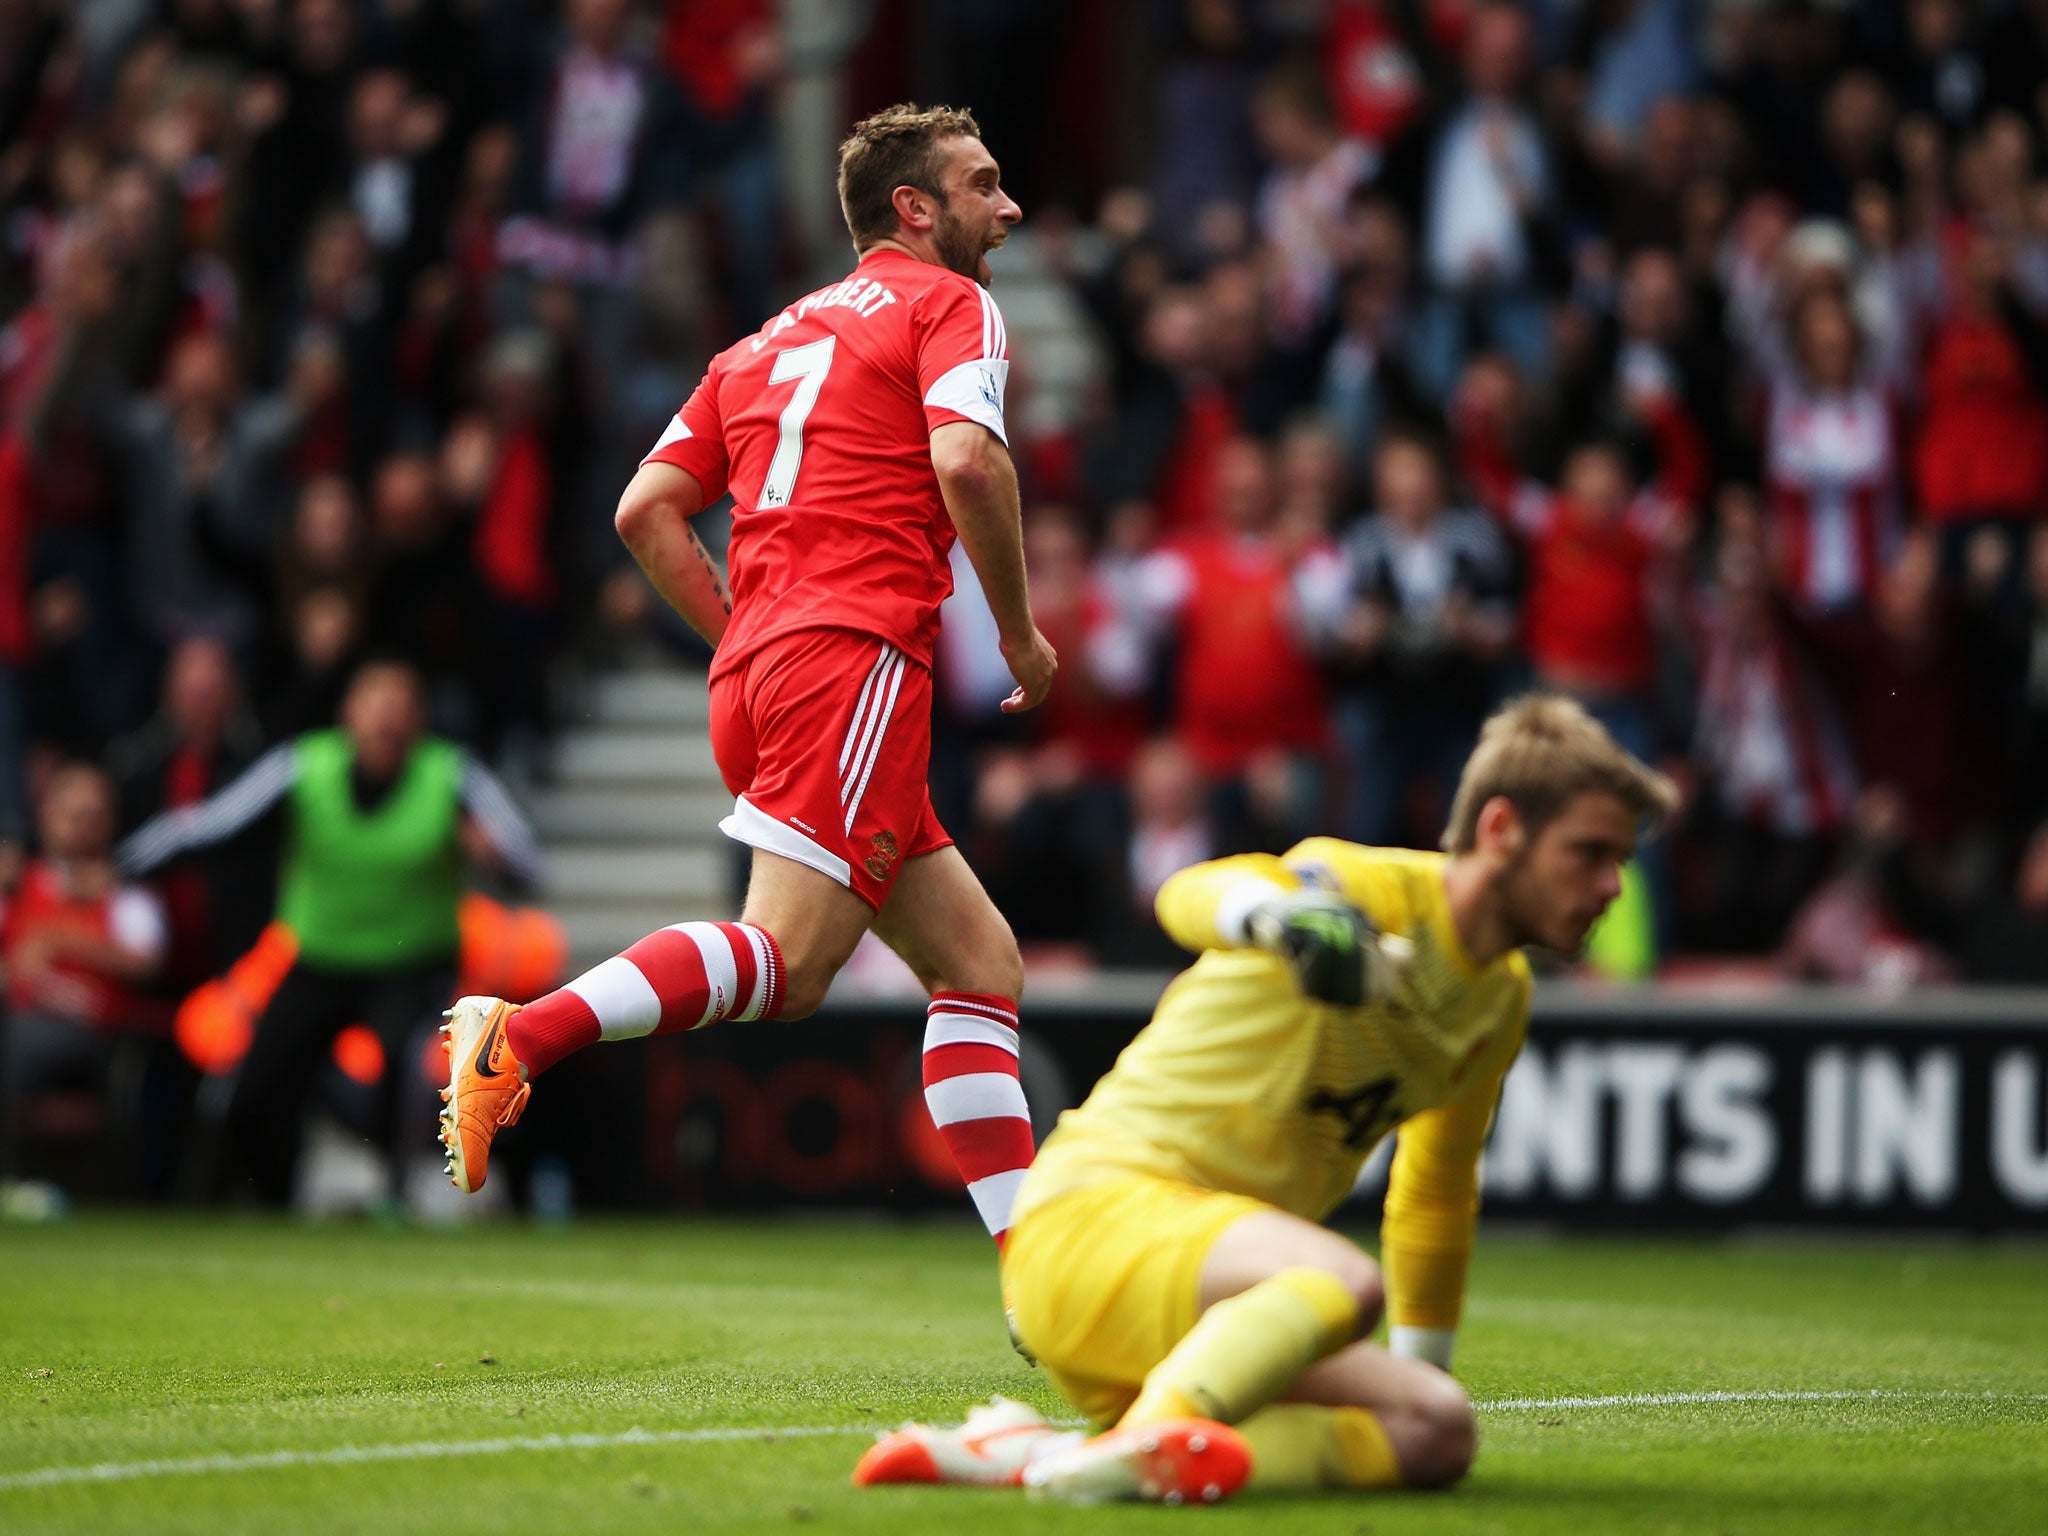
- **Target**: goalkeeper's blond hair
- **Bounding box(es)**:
[1442,695,1678,855]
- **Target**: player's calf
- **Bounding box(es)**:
[921,990,1032,1244]
[770,955,839,1021]
[874,849,1035,1246]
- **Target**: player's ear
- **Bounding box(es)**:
[891,183,936,233]
[1477,795,1524,860]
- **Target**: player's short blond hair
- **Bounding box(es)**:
[1441,695,1678,855]
[837,103,983,250]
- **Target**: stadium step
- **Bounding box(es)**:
[570,670,713,730]
[529,785,731,843]
[542,845,727,903]
[537,663,734,966]
[550,727,721,786]
[553,899,733,959]
[983,229,1106,433]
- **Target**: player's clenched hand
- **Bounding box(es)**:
[998,627,1058,713]
[1246,891,1412,1007]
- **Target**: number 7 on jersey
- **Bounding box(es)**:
[760,337,837,508]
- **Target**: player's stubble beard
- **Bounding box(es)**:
[1496,842,1591,959]
[933,198,997,288]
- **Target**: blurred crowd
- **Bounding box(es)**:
[0,0,780,796]
[926,0,2048,986]
[0,0,774,1195]
[6,0,2048,1156]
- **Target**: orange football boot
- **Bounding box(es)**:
[1021,1417,1252,1505]
[438,995,530,1193]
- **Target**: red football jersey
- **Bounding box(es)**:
[644,247,1011,677]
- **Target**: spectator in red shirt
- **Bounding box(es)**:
[1322,0,1425,154]
[1509,437,1690,759]
[1114,436,1335,856]
[661,0,781,332]
[1023,507,1150,783]
[1121,438,1334,838]
[455,332,566,767]
[2,763,172,1192]
[1131,284,1242,532]
[2,764,168,1030]
[1911,230,2048,580]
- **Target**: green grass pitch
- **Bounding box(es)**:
[2,1217,2044,1534]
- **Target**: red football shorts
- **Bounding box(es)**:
[709,627,952,911]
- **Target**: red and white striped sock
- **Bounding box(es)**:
[921,991,1035,1246]
[507,921,784,1077]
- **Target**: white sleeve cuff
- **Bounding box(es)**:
[641,411,696,465]
[1389,1325,1457,1370]
[1214,877,1289,947]
[923,357,1009,442]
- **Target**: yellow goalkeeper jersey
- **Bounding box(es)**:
[1014,839,1531,1330]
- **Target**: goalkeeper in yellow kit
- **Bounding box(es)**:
[855,696,1677,1504]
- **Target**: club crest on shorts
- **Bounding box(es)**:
[865,829,900,882]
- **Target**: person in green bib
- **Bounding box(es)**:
[119,659,540,1204]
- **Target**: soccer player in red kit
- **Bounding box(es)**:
[438,105,1058,1252]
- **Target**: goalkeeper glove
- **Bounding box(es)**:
[1244,890,1412,1007]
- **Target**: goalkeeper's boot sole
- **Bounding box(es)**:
[438,996,530,1194]
[1022,1417,1250,1505]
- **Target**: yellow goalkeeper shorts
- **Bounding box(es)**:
[1000,1173,1271,1427]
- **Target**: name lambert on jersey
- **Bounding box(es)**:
[751,276,900,350]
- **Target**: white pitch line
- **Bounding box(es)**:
[0,1424,868,1493]
[4,1389,2041,1493]
[1486,1388,1906,1412]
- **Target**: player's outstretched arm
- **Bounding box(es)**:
[1157,855,1411,1005]
[614,461,729,647]
[1379,994,1530,1372]
[930,420,1056,712]
[1154,854,1296,953]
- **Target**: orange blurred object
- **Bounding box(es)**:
[458,893,569,1004]
[331,1024,385,1086]
[172,899,568,1078]
[173,922,299,1074]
